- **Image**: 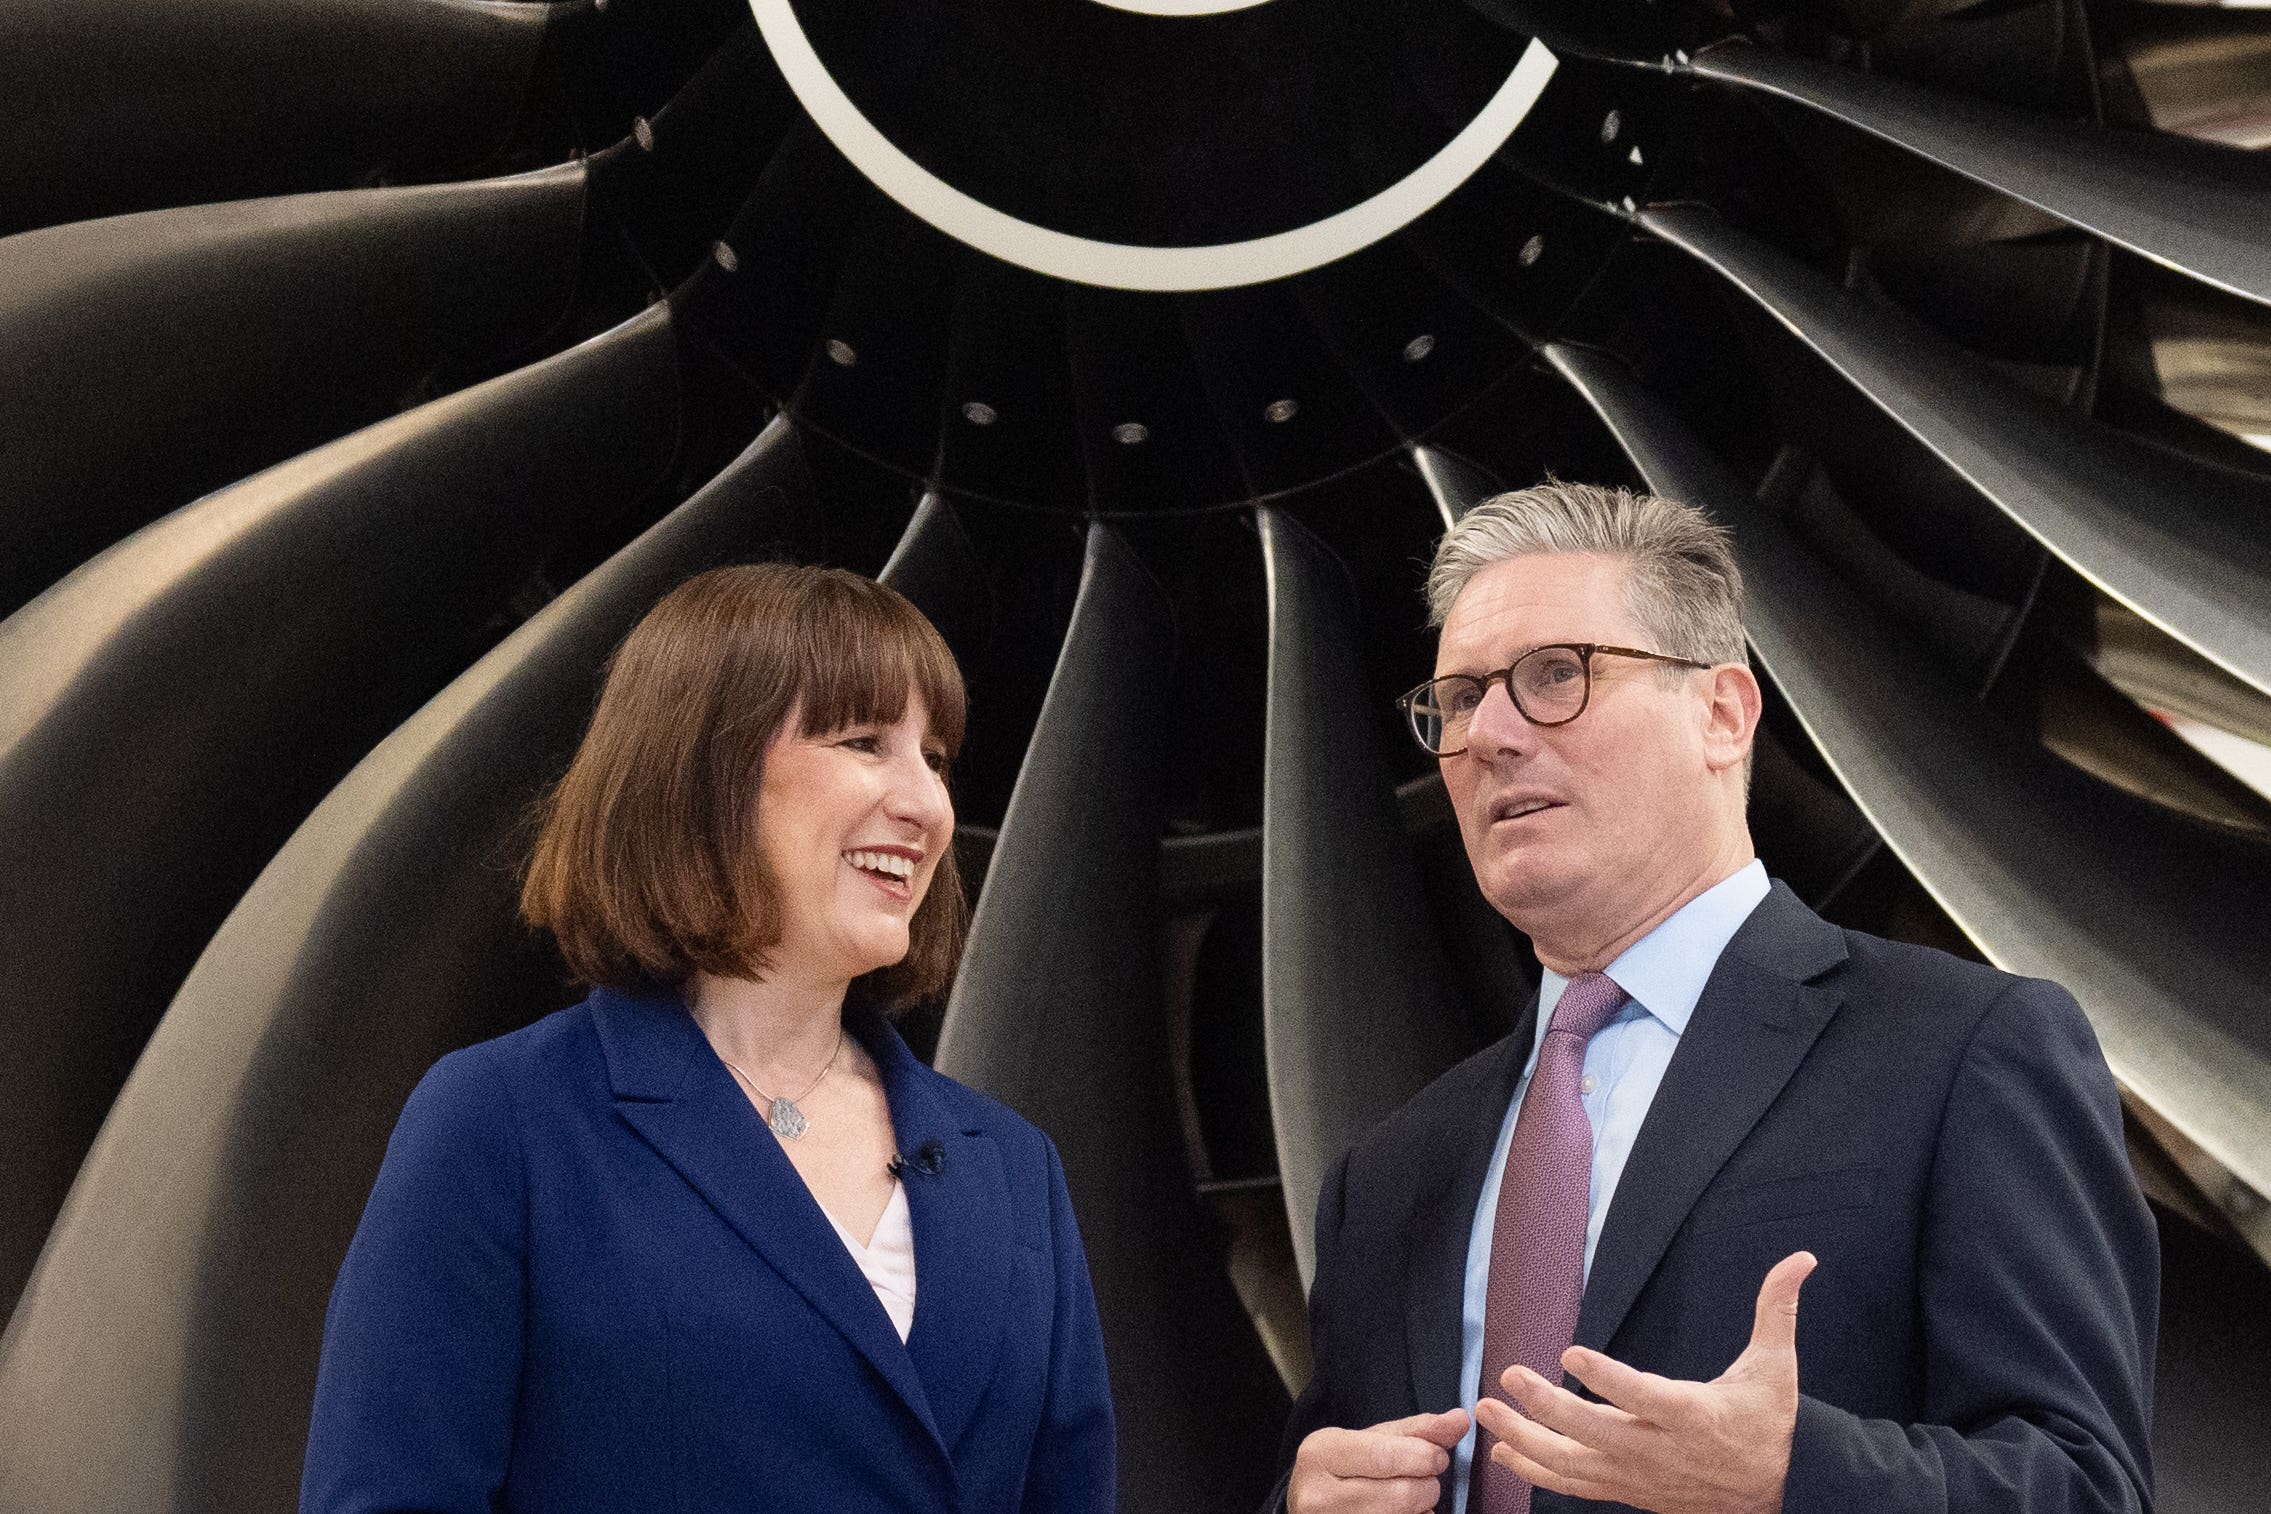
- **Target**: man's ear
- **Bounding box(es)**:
[1703,663,1763,774]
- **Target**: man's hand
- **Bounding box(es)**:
[1288,1407,1472,1514]
[1474,1251,1817,1514]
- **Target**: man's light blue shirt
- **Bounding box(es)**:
[1447,859,1770,1512]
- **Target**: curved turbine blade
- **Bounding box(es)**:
[0,163,590,617]
[1642,201,2271,705]
[2152,1191,2271,1508]
[0,419,815,1514]
[1258,507,1475,1290]
[878,492,1005,900]
[1683,43,2271,309]
[1544,339,2271,1250]
[2118,9,2271,152]
[0,306,681,1318]
[0,0,553,237]
[878,492,995,668]
[937,522,1286,1512]
[1411,444,1500,528]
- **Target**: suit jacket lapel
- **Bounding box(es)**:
[1575,884,1848,1356]
[852,1006,1015,1456]
[592,986,949,1462]
[1404,991,1538,1420]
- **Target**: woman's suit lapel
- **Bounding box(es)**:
[590,986,952,1467]
[850,1004,1018,1457]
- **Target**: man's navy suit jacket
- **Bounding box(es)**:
[301,984,1114,1514]
[1271,882,2159,1514]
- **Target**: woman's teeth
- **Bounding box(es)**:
[846,849,915,880]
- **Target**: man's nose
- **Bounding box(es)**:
[1461,679,1532,763]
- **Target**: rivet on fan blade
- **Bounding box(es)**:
[1519,235,1545,267]
[1403,333,1436,363]
[1600,110,1621,144]
[1628,146,1645,167]
[1265,399,1300,424]
[962,401,998,426]
[1113,422,1149,446]
[827,339,858,367]
[633,116,655,152]
[712,241,739,274]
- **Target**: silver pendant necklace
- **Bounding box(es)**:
[722,1030,844,1142]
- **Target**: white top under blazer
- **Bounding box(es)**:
[823,1179,917,1341]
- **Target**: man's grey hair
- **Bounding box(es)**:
[1425,480,1749,668]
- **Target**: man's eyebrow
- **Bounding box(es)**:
[1436,640,1550,676]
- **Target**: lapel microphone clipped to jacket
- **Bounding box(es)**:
[887,1139,946,1179]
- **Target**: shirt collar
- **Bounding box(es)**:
[1532,858,1771,1052]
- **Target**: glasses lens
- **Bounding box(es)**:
[1409,675,1483,753]
[1514,646,1588,721]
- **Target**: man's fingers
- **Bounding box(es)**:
[1745,1250,1818,1357]
[1468,1393,1526,1446]
[1475,1399,1613,1500]
[1555,1346,1694,1425]
[1471,1395,1608,1478]
[1364,1410,1455,1438]
[1332,1406,1468,1440]
[1308,1424,1454,1481]
[1500,1365,1643,1449]
[1369,1406,1473,1449]
[1292,1409,1470,1512]
[1488,1439,1605,1502]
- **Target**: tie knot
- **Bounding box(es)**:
[1549,971,1627,1042]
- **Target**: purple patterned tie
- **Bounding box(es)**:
[1471,971,1628,1514]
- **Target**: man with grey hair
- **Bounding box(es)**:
[1266,482,2156,1514]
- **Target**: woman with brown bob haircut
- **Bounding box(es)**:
[303,564,1115,1514]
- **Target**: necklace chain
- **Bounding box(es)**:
[722,1030,844,1104]
[722,1031,844,1142]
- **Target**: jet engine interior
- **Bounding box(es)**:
[2,0,2269,1508]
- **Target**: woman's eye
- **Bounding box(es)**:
[924,750,948,774]
[840,733,881,753]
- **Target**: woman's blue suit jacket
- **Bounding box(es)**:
[301,984,1115,1514]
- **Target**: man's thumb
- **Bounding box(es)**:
[1372,1408,1473,1448]
[1744,1250,1817,1360]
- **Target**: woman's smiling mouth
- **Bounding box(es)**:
[844,848,918,900]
